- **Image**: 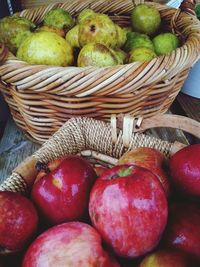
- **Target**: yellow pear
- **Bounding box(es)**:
[0,16,35,54]
[65,25,80,48]
[36,25,65,38]
[114,48,127,64]
[115,25,128,48]
[77,9,96,24]
[129,47,156,63]
[77,43,119,67]
[43,8,74,31]
[79,13,118,48]
[17,31,74,66]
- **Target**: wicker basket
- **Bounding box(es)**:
[0,0,200,144]
[0,113,200,194]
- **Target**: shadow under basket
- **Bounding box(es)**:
[0,0,200,143]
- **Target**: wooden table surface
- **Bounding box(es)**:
[0,92,199,184]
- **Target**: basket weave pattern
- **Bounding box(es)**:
[0,0,200,143]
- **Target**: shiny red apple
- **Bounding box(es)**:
[0,191,38,255]
[89,165,168,258]
[32,155,96,225]
[139,249,192,267]
[22,222,120,267]
[169,144,200,197]
[162,203,200,262]
[94,166,109,177]
[118,148,170,196]
[35,157,64,183]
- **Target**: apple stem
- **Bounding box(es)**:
[108,174,120,180]
[118,166,134,177]
[108,166,134,180]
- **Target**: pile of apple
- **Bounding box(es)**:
[0,144,200,267]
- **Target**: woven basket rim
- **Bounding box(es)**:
[2,0,200,72]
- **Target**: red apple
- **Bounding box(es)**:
[35,157,64,183]
[94,166,109,177]
[162,203,200,262]
[118,148,170,196]
[32,155,96,225]
[89,165,168,258]
[169,144,200,197]
[0,191,38,255]
[22,222,120,267]
[139,249,192,267]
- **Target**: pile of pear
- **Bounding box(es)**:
[0,5,180,68]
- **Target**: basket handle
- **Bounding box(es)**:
[0,156,38,194]
[112,113,200,155]
[180,0,196,16]
[115,114,200,139]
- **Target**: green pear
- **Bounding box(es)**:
[0,16,35,54]
[43,8,74,31]
[77,43,119,67]
[36,25,65,37]
[131,4,161,35]
[129,47,156,62]
[153,33,179,55]
[115,25,128,48]
[79,13,118,48]
[17,31,74,66]
[124,27,132,33]
[65,25,80,48]
[114,48,127,64]
[77,9,96,24]
[124,32,154,52]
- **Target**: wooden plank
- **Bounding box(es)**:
[177,93,200,122]
[148,126,189,145]
[0,117,40,183]
[171,93,200,144]
[146,110,189,145]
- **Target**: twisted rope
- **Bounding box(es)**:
[0,173,28,194]
[33,117,173,164]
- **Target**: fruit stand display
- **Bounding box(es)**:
[0,0,199,143]
[0,1,200,266]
